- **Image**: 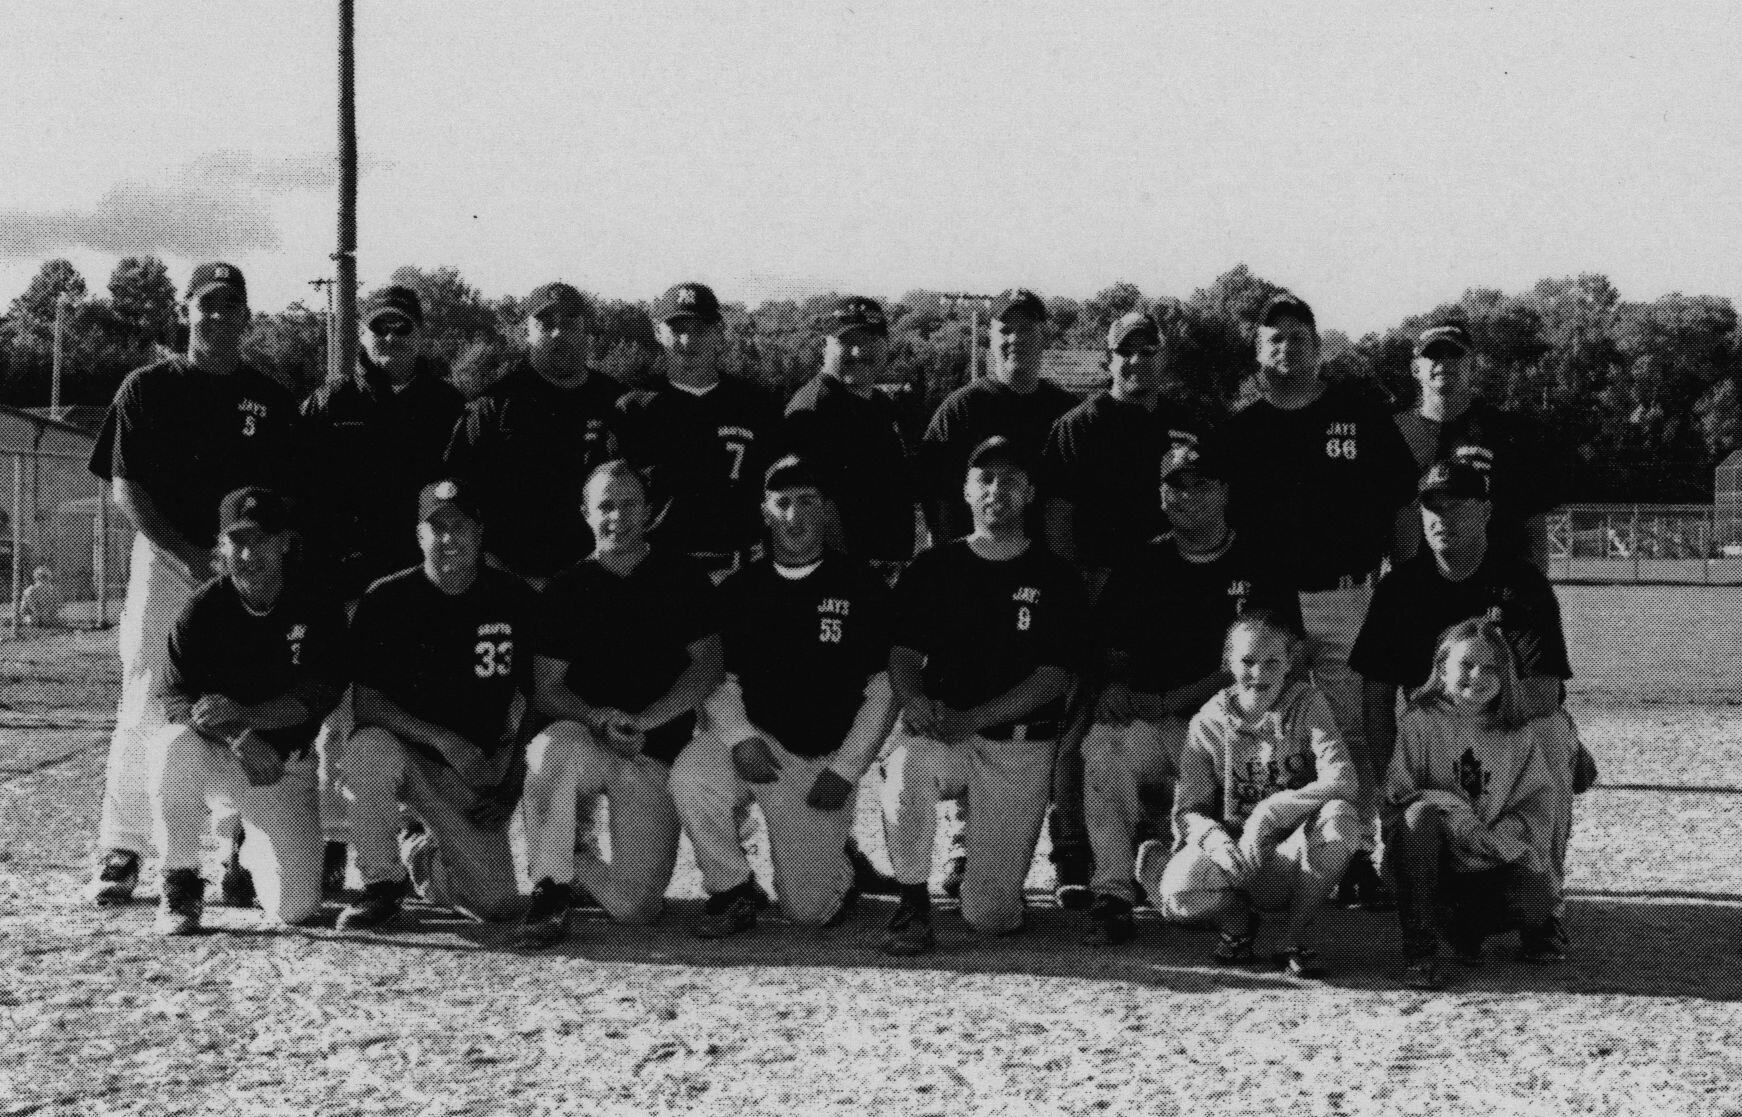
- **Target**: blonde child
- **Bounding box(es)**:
[1147,609,1361,978]
[1382,618,1566,991]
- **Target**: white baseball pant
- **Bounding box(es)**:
[1082,716,1189,904]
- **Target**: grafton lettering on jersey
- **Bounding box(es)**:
[1167,429,1199,448]
[584,418,606,443]
[287,622,306,665]
[718,425,756,442]
[817,598,852,617]
[477,621,514,637]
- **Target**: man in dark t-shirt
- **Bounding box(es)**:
[86,262,303,906]
[335,479,537,930]
[148,487,345,935]
[880,436,1090,954]
[670,456,900,936]
[517,461,724,944]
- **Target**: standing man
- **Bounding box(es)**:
[781,296,918,567]
[670,456,899,936]
[86,263,303,904]
[443,281,622,588]
[879,436,1090,954]
[517,461,724,944]
[148,487,346,934]
[1392,323,1563,570]
[335,479,536,929]
[1079,443,1301,945]
[615,282,780,582]
[1218,292,1419,906]
[919,289,1077,543]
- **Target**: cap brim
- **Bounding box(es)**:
[366,308,418,326]
[189,281,247,303]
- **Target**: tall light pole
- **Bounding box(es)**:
[332,0,359,383]
[940,293,995,382]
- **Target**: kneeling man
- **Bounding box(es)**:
[337,479,536,929]
[672,456,899,936]
[150,487,346,934]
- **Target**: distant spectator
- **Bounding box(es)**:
[19,566,65,627]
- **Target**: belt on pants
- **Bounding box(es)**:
[1299,569,1378,595]
[980,719,1059,742]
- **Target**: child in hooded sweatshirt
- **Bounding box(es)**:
[1382,617,1564,991]
[1148,609,1360,978]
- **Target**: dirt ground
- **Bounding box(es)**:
[3,622,1741,1116]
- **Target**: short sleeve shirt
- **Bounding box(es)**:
[893,541,1089,730]
[919,378,1079,540]
[349,566,538,759]
[1393,400,1564,562]
[780,374,918,561]
[533,549,719,764]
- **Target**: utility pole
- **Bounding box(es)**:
[310,277,336,379]
[51,291,76,418]
[940,293,996,381]
[332,0,359,383]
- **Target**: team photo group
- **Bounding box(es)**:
[82,261,1600,994]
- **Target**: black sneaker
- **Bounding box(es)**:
[1052,845,1094,911]
[846,842,900,899]
[517,878,574,949]
[881,886,935,956]
[1402,953,1447,991]
[1080,894,1135,947]
[1333,853,1395,911]
[1518,916,1569,964]
[219,842,257,909]
[335,877,409,930]
[939,853,967,901]
[322,841,349,896]
[696,878,770,939]
[86,849,141,905]
[155,868,205,936]
[1445,926,1486,967]
[1277,946,1328,979]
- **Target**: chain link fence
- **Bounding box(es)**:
[1547,503,1742,585]
[3,449,129,635]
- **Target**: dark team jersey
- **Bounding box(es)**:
[533,548,719,764]
[893,541,1089,730]
[90,357,302,548]
[719,555,895,757]
[1041,391,1211,568]
[1394,400,1563,561]
[1097,532,1302,696]
[781,374,918,561]
[349,565,537,761]
[919,378,1078,541]
[1349,550,1573,691]
[442,360,624,579]
[1219,381,1418,590]
[161,574,347,758]
[300,360,465,598]
[614,378,780,557]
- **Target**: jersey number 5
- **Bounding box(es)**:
[475,639,513,678]
[818,617,844,643]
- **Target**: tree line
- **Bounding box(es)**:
[4,257,1737,502]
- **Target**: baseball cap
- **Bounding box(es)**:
[763,454,828,495]
[1107,312,1159,350]
[187,262,247,303]
[528,281,586,319]
[966,435,1032,477]
[1415,323,1473,358]
[1418,457,1491,501]
[1256,292,1314,330]
[1159,441,1225,486]
[826,295,888,336]
[991,288,1049,323]
[418,478,484,523]
[653,282,722,323]
[361,285,424,327]
[218,486,291,536]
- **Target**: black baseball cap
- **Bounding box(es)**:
[418,478,484,523]
[528,281,586,318]
[1159,441,1225,486]
[1418,457,1491,501]
[826,295,888,337]
[218,487,291,536]
[653,282,722,323]
[966,435,1032,477]
[991,288,1049,323]
[1257,292,1315,330]
[1415,323,1473,358]
[1107,312,1159,350]
[763,454,828,495]
[362,285,424,327]
[187,262,247,303]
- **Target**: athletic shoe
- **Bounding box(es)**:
[1401,954,1447,991]
[881,886,935,956]
[1133,839,1169,906]
[939,852,967,901]
[335,877,409,931]
[1212,912,1260,966]
[1445,927,1486,966]
[696,878,770,939]
[322,841,349,896]
[1277,946,1327,979]
[823,882,862,929]
[87,849,141,906]
[1332,853,1394,911]
[846,842,901,899]
[1518,917,1569,964]
[400,827,437,900]
[154,868,204,936]
[517,878,574,949]
[1080,894,1135,947]
[219,848,257,909]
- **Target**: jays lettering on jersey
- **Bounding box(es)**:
[349,566,538,759]
[90,357,302,547]
[893,541,1089,731]
[1350,550,1573,692]
[160,575,347,758]
[1220,381,1418,590]
[718,555,895,757]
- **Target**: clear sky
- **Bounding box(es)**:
[3,2,1739,335]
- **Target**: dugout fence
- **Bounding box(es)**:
[1546,503,1742,585]
[2,449,129,636]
